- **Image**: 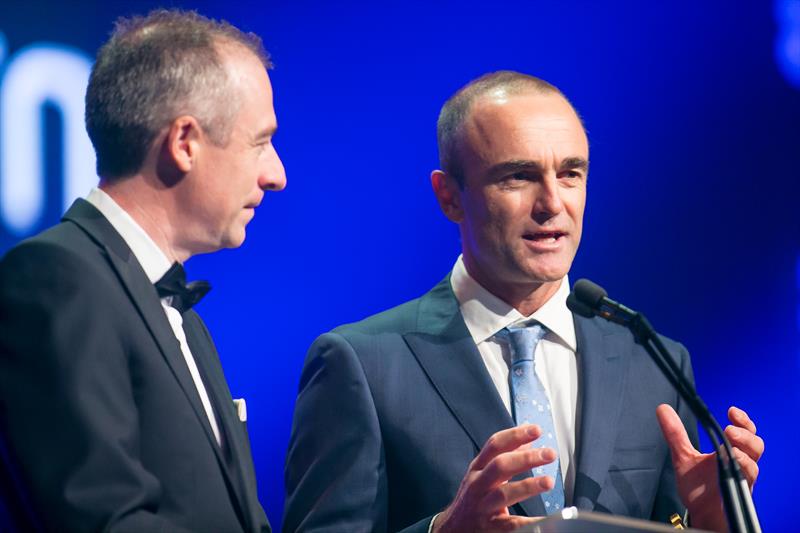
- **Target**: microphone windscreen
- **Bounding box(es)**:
[572,278,608,309]
[566,293,595,318]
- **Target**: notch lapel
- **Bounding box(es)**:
[402,277,546,518]
[183,313,260,532]
[571,315,631,510]
[61,201,242,506]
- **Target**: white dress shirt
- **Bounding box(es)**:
[450,255,578,500]
[86,188,223,447]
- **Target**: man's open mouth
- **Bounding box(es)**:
[523,231,567,243]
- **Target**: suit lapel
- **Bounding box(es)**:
[402,277,546,517]
[62,200,250,525]
[571,315,631,510]
[183,314,257,532]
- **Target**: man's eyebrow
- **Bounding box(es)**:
[559,156,589,172]
[486,160,545,177]
[254,125,277,142]
[486,157,589,178]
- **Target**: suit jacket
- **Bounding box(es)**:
[283,276,699,532]
[0,200,269,533]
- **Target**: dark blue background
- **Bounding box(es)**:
[1,1,796,529]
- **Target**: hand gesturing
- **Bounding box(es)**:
[656,404,763,532]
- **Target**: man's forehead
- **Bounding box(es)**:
[467,90,580,130]
[458,91,588,160]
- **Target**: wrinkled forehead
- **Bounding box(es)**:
[458,91,588,169]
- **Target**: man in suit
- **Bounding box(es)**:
[0,9,285,532]
[283,71,763,532]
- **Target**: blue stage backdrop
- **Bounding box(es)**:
[0,1,796,529]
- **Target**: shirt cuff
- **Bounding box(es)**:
[428,512,441,533]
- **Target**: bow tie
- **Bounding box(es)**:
[154,262,211,314]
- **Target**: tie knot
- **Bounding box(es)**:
[496,323,547,363]
[154,262,211,314]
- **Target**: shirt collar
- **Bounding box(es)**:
[450,255,577,351]
[85,187,173,284]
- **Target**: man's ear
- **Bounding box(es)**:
[165,116,202,173]
[431,169,464,223]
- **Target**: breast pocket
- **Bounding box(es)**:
[599,445,661,519]
[609,445,658,472]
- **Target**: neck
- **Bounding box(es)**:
[462,255,562,316]
[506,281,561,316]
[100,177,191,264]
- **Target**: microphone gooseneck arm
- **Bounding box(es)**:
[566,279,761,533]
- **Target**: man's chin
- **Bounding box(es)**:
[224,233,246,249]
[518,252,575,282]
[516,257,569,278]
[219,227,247,251]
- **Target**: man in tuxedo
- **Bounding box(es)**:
[0,9,284,532]
[283,71,764,532]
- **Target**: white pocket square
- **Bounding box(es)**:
[233,398,247,422]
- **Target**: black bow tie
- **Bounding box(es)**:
[154,262,211,314]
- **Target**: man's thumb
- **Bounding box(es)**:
[656,403,695,462]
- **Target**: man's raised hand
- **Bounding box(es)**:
[433,424,559,533]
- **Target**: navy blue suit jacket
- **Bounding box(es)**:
[0,200,269,532]
[284,276,698,532]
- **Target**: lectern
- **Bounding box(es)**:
[513,508,712,532]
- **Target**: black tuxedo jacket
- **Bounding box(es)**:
[0,200,269,532]
[284,276,698,532]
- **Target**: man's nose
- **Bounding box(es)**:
[532,173,564,222]
[259,145,286,191]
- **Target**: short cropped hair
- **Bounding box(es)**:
[436,71,572,188]
[85,9,271,179]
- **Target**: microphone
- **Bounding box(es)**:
[567,278,761,533]
[566,279,636,325]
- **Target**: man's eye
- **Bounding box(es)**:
[561,170,582,179]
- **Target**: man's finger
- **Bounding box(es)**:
[487,513,546,532]
[725,425,764,461]
[483,475,554,510]
[732,447,759,487]
[656,404,696,462]
[472,447,557,496]
[472,425,542,471]
[728,406,757,434]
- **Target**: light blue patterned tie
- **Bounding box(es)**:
[497,323,565,515]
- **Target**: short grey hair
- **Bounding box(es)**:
[436,71,572,188]
[85,9,271,179]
